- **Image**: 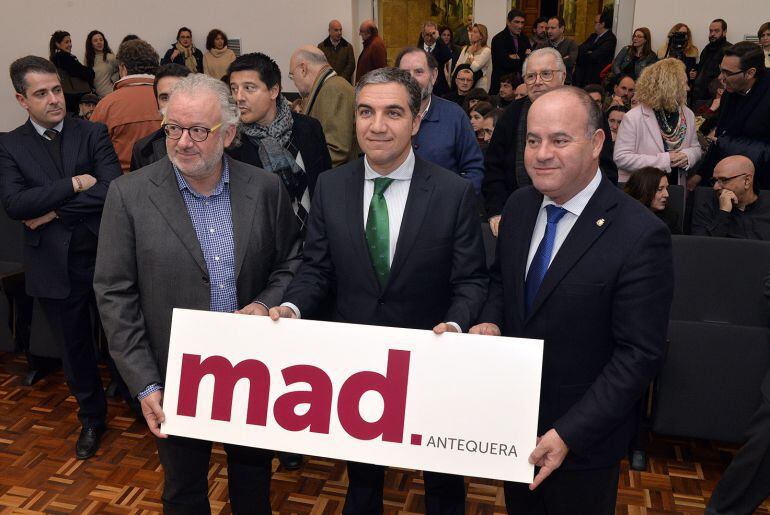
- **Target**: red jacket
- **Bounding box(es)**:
[355,35,387,83]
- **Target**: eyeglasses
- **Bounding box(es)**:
[456,77,474,83]
[523,70,562,84]
[162,122,223,142]
[719,67,745,78]
[710,173,749,186]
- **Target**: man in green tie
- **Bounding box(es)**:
[270,67,488,514]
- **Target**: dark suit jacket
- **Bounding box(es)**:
[130,128,166,172]
[479,177,673,469]
[574,31,617,87]
[416,37,453,96]
[93,157,302,396]
[283,156,488,331]
[490,29,531,95]
[0,118,121,298]
[227,112,332,197]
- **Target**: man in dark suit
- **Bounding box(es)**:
[94,74,301,513]
[417,21,452,96]
[269,67,488,515]
[574,12,617,87]
[0,56,122,460]
[490,9,532,95]
[471,87,673,514]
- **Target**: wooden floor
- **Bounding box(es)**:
[0,352,768,515]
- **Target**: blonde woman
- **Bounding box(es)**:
[614,58,702,184]
[657,23,698,72]
[455,23,492,91]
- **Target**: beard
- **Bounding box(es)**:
[421,81,434,102]
[169,139,225,181]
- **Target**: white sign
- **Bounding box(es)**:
[161,309,543,484]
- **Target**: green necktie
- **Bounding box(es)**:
[366,177,395,289]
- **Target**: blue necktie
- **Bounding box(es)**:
[525,205,568,315]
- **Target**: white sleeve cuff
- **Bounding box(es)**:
[281,302,301,319]
[446,322,462,333]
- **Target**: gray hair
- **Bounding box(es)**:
[423,20,438,30]
[355,67,422,118]
[522,47,567,76]
[168,73,239,130]
[295,47,328,67]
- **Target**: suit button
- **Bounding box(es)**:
[377,299,385,305]
[202,277,210,285]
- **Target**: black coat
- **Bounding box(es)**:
[130,128,166,172]
[227,112,332,197]
[0,118,121,298]
[479,177,673,470]
[161,45,204,73]
[283,156,488,331]
[574,31,617,87]
[489,29,531,95]
[416,36,453,96]
[692,38,731,102]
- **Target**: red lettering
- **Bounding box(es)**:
[337,349,410,443]
[177,353,270,425]
[273,365,333,433]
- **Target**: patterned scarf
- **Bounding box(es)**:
[175,42,199,73]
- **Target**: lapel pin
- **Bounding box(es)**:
[596,218,605,227]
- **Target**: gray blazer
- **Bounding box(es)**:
[94,156,301,396]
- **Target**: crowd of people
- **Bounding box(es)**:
[1,8,770,515]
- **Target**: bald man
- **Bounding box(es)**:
[318,19,355,83]
[290,46,357,166]
[355,19,386,83]
[692,155,770,240]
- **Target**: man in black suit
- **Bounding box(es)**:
[574,11,617,87]
[0,56,121,459]
[490,9,532,95]
[269,67,488,515]
[471,87,673,514]
[417,21,452,96]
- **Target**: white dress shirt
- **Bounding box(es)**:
[525,169,602,278]
[30,118,64,139]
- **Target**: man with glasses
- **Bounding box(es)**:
[94,73,301,513]
[691,41,770,191]
[442,65,475,107]
[692,155,770,239]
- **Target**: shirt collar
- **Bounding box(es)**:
[364,148,415,181]
[30,118,63,137]
[173,157,230,198]
[541,168,602,217]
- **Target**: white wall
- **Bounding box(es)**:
[0,0,357,131]
[473,0,510,37]
[629,0,766,54]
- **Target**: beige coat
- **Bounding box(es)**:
[303,66,358,167]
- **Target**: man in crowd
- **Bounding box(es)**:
[94,74,301,512]
[76,93,99,120]
[584,83,605,109]
[484,48,567,235]
[130,63,190,171]
[453,14,473,48]
[605,75,635,111]
[90,39,161,173]
[355,19,387,83]
[692,155,770,239]
[227,52,331,235]
[530,17,549,50]
[547,16,578,84]
[490,9,532,95]
[496,73,518,108]
[443,64,474,107]
[0,56,121,459]
[691,19,731,108]
[269,66,487,515]
[318,19,356,84]
[417,21,452,96]
[471,86,673,514]
[397,48,485,194]
[290,45,357,167]
[514,82,528,100]
[691,42,770,190]
[574,11,617,87]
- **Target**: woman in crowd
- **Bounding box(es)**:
[440,25,461,86]
[607,105,627,143]
[85,30,119,98]
[49,30,94,114]
[612,27,657,80]
[203,29,236,80]
[657,23,698,71]
[614,58,701,185]
[161,27,203,73]
[759,22,770,68]
[455,23,492,91]
[469,101,494,142]
[624,167,681,234]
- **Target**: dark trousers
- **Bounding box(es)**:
[343,461,465,515]
[155,435,273,514]
[707,372,770,515]
[37,250,106,429]
[503,464,619,515]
